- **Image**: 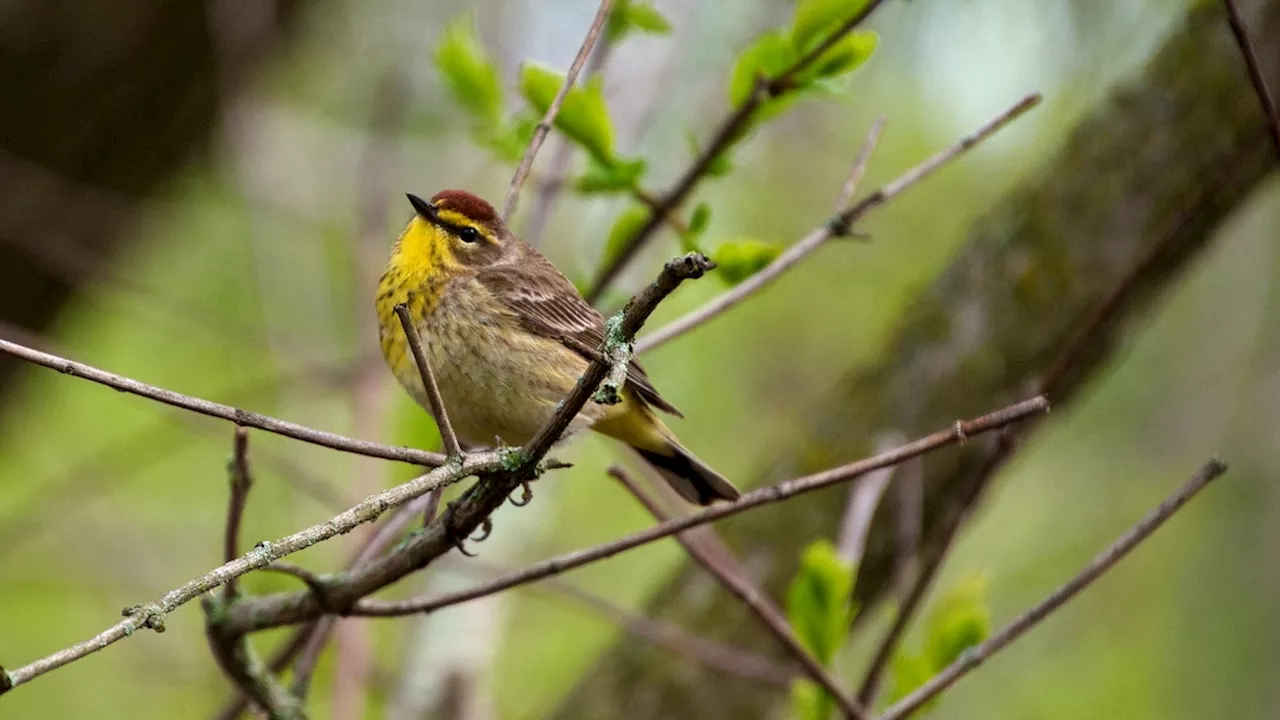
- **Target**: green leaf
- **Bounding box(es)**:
[684,131,736,177]
[924,574,991,670]
[784,539,855,665]
[576,156,647,194]
[687,203,712,238]
[888,652,935,709]
[714,238,785,287]
[728,30,799,106]
[608,0,673,41]
[519,64,616,164]
[805,30,878,79]
[791,679,833,720]
[599,204,652,274]
[791,0,871,54]
[434,15,504,126]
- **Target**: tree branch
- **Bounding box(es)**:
[333,397,1047,624]
[1223,0,1280,155]
[503,0,615,220]
[609,467,870,720]
[224,428,253,599]
[875,458,1228,720]
[393,303,462,457]
[636,93,1040,353]
[0,337,446,467]
[584,0,890,302]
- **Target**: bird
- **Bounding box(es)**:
[375,189,740,505]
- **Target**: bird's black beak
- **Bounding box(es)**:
[406,193,438,222]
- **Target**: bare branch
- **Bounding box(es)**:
[0,452,509,693]
[344,397,1048,622]
[394,303,462,457]
[835,437,901,566]
[203,594,305,720]
[1223,0,1280,155]
[876,458,1228,720]
[503,0,615,220]
[835,116,886,210]
[638,94,1040,353]
[610,467,870,719]
[584,0,890,302]
[521,253,715,463]
[223,428,254,599]
[0,337,446,467]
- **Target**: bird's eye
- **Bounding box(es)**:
[458,227,480,244]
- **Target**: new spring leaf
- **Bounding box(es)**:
[785,539,855,666]
[435,16,504,127]
[714,239,784,286]
[519,63,616,165]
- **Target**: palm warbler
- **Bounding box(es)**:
[375,189,740,505]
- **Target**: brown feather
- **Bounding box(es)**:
[476,243,684,417]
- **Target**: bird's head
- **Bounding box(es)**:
[397,190,511,270]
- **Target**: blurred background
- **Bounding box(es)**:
[0,0,1277,718]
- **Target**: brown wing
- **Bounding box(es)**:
[477,244,683,417]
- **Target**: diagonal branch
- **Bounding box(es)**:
[875,458,1228,720]
[334,397,1048,625]
[224,428,254,599]
[584,0,890,302]
[637,93,1041,353]
[0,451,509,694]
[503,0,615,220]
[609,467,870,720]
[0,337,446,467]
[393,303,462,457]
[1223,0,1280,155]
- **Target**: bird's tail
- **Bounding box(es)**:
[632,440,741,506]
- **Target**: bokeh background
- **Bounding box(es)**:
[1,0,1278,718]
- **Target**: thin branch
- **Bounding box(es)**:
[0,452,510,693]
[203,595,305,720]
[584,0,890,302]
[520,253,714,463]
[343,397,1048,622]
[503,0,615,220]
[0,337,447,467]
[638,94,1040,353]
[224,428,253,599]
[835,437,900,565]
[835,116,886,210]
[1223,0,1280,156]
[609,467,870,720]
[876,458,1228,720]
[213,491,447,720]
[393,304,462,457]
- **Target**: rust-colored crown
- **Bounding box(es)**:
[430,189,500,228]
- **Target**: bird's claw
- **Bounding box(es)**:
[443,500,480,557]
[508,480,534,507]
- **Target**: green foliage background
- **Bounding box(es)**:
[2,0,1278,718]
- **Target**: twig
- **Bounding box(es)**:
[835,116,886,210]
[393,304,462,457]
[520,253,715,463]
[224,428,253,599]
[503,0,615,220]
[1223,0,1280,156]
[215,491,448,720]
[342,397,1048,622]
[0,337,447,467]
[479,561,796,686]
[203,594,305,720]
[638,94,1040,353]
[876,458,1228,720]
[584,0,889,302]
[609,467,870,720]
[835,437,900,565]
[0,452,510,694]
